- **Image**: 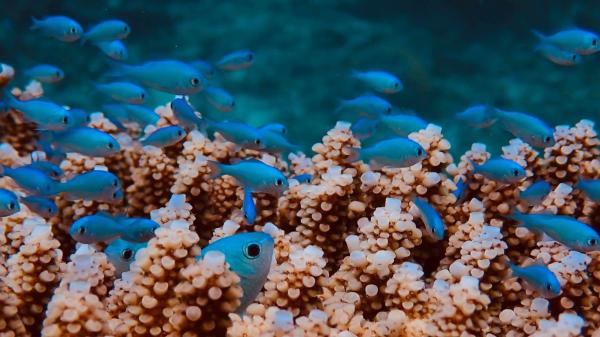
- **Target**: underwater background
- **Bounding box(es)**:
[1,0,599,155]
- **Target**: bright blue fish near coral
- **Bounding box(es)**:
[82,19,130,44]
[520,180,551,205]
[0,189,20,217]
[4,93,74,131]
[20,195,57,218]
[95,40,128,60]
[95,82,146,104]
[24,160,63,179]
[170,98,203,131]
[337,94,393,119]
[496,110,555,148]
[471,158,526,184]
[292,173,312,184]
[109,60,205,95]
[69,213,123,243]
[113,217,160,242]
[452,177,467,203]
[204,119,264,150]
[575,179,600,202]
[68,108,90,126]
[203,86,235,112]
[507,259,561,298]
[208,159,289,196]
[533,29,600,55]
[243,188,257,225]
[379,112,428,136]
[198,232,274,313]
[257,127,298,154]
[347,137,427,169]
[31,16,83,42]
[49,127,120,157]
[105,238,147,276]
[58,170,122,203]
[0,165,58,196]
[351,118,379,140]
[508,211,600,252]
[141,125,186,148]
[352,70,403,94]
[216,50,254,71]
[25,64,64,83]
[412,197,445,240]
[456,105,498,128]
[121,104,160,126]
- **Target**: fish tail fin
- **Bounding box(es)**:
[531,29,546,41]
[344,147,361,164]
[467,159,479,173]
[206,160,224,179]
[504,258,518,278]
[30,17,40,30]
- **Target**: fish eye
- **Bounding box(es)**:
[191,77,200,86]
[394,82,400,88]
[108,142,114,149]
[572,55,577,61]
[47,208,53,213]
[588,238,598,246]
[247,53,254,61]
[140,93,145,99]
[124,25,129,32]
[69,27,76,34]
[276,178,283,186]
[56,71,61,78]
[113,191,119,199]
[544,136,552,144]
[593,39,597,46]
[113,179,119,187]
[513,169,520,177]
[254,138,261,145]
[417,148,423,156]
[177,130,184,136]
[282,128,287,135]
[62,116,69,124]
[244,243,261,259]
[77,226,86,235]
[231,101,236,108]
[7,202,15,210]
[546,283,552,291]
[385,107,392,114]
[121,248,133,260]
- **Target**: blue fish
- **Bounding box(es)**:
[533,29,600,55]
[82,20,130,44]
[347,137,427,169]
[4,93,74,131]
[50,127,121,157]
[109,60,205,95]
[216,50,254,71]
[520,180,551,205]
[20,196,57,218]
[379,112,427,136]
[0,189,20,217]
[57,170,122,203]
[351,118,379,140]
[95,40,128,60]
[141,126,186,148]
[31,16,83,42]
[243,188,257,225]
[452,177,467,203]
[95,82,146,104]
[170,98,203,131]
[24,64,64,83]
[455,105,498,128]
[208,159,289,196]
[69,213,123,244]
[198,232,274,313]
[205,119,263,150]
[24,160,63,179]
[189,59,216,79]
[256,128,298,154]
[114,217,160,242]
[507,259,561,298]
[352,70,403,94]
[203,86,235,112]
[337,95,393,119]
[471,158,526,184]
[508,211,600,252]
[260,123,287,135]
[121,104,160,126]
[496,110,555,148]
[536,43,582,66]
[68,108,90,126]
[105,238,147,276]
[292,173,312,184]
[412,197,445,240]
[0,165,58,196]
[575,179,600,202]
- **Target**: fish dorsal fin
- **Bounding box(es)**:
[521,257,546,268]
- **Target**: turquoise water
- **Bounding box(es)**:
[2,1,599,154]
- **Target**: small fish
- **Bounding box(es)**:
[24,64,64,83]
[216,50,254,71]
[351,118,379,140]
[508,211,600,252]
[256,128,298,154]
[198,232,274,313]
[189,59,216,79]
[452,177,467,203]
[95,40,128,60]
[337,95,393,119]
[116,217,160,242]
[207,159,289,196]
[68,108,90,126]
[536,43,582,66]
[575,179,600,202]
[203,86,235,112]
[24,160,63,179]
[69,213,123,244]
[379,113,428,136]
[31,16,83,42]
[520,180,551,205]
[533,29,600,55]
[292,173,312,184]
[0,165,58,196]
[507,259,561,298]
[50,127,120,157]
[141,126,186,148]
[57,170,122,203]
[243,188,257,225]
[96,82,146,104]
[260,123,287,135]
[352,70,403,94]
[37,140,66,165]
[496,110,554,148]
[4,93,74,131]
[109,60,205,95]
[0,189,20,217]
[412,197,445,240]
[471,158,526,184]
[170,98,203,131]
[105,238,147,276]
[455,105,498,128]
[20,196,57,218]
[347,137,427,169]
[82,20,130,44]
[121,104,160,126]
[205,119,263,150]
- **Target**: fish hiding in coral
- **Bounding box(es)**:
[30,16,83,42]
[520,180,551,206]
[506,259,562,298]
[69,213,125,243]
[0,165,58,196]
[0,188,19,217]
[170,97,203,131]
[112,216,160,242]
[347,137,427,169]
[575,179,600,202]
[411,196,445,240]
[291,173,312,184]
[198,232,274,313]
[57,169,122,203]
[24,64,64,83]
[105,238,148,276]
